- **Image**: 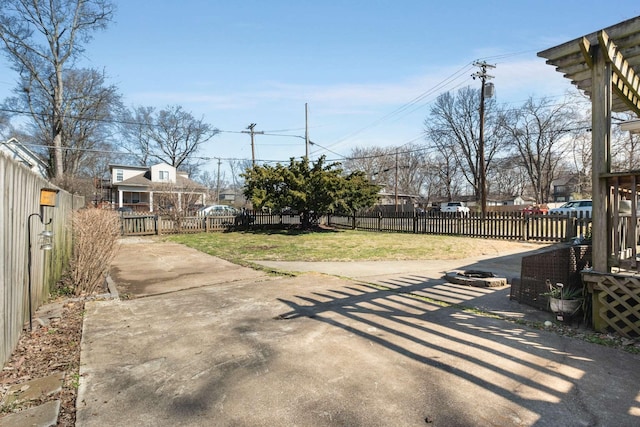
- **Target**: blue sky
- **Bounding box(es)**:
[1,1,640,179]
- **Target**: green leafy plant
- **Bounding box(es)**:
[541,281,584,299]
[70,373,81,389]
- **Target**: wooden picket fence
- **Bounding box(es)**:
[120,211,303,236]
[327,211,591,243]
[120,210,590,243]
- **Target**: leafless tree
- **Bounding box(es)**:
[119,105,219,172]
[430,152,462,201]
[0,0,115,179]
[486,156,528,199]
[153,179,207,232]
[117,105,154,166]
[0,110,11,138]
[343,146,390,177]
[344,144,440,200]
[343,146,397,195]
[4,68,121,180]
[198,169,228,204]
[567,128,592,198]
[395,144,431,197]
[499,96,577,204]
[424,86,506,201]
[228,158,253,189]
[612,111,640,171]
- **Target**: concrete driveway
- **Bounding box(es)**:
[76,238,640,426]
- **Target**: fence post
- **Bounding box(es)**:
[567,216,578,241]
[154,215,159,235]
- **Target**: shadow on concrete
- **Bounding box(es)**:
[277,275,640,426]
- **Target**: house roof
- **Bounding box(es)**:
[175,174,206,191]
[109,164,148,171]
[117,171,206,191]
[118,173,151,187]
[538,16,640,116]
[1,137,48,171]
[552,175,580,186]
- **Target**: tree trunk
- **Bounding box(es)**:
[53,68,65,179]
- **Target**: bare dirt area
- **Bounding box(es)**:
[0,299,84,426]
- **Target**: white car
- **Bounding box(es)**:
[548,199,592,216]
[198,205,237,215]
[441,201,470,214]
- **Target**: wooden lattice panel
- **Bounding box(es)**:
[585,273,640,338]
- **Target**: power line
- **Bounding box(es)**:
[318,62,476,154]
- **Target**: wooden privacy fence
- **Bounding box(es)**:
[0,153,84,367]
[327,211,591,242]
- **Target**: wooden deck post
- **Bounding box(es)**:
[591,42,612,272]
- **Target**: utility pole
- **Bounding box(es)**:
[395,148,399,212]
[215,157,221,203]
[241,123,264,166]
[472,60,495,216]
[305,103,310,160]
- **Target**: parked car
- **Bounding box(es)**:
[523,205,548,215]
[279,207,299,216]
[198,204,237,215]
[441,201,470,214]
[116,206,134,214]
[427,203,441,215]
[548,199,592,216]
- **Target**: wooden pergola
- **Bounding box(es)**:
[538,16,640,336]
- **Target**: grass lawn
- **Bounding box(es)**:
[167,229,542,264]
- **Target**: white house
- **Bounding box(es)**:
[109,162,207,212]
[0,137,48,178]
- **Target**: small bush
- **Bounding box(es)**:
[68,209,121,296]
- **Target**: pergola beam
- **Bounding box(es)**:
[599,30,640,116]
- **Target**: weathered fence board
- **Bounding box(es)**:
[0,153,82,367]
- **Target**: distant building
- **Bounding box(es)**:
[108,163,207,212]
[0,138,48,178]
[552,175,583,202]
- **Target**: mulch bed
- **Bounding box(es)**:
[0,299,85,426]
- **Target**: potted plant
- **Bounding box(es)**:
[542,280,584,320]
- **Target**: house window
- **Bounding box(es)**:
[159,170,169,181]
[115,169,123,182]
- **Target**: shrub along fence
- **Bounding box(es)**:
[0,153,84,366]
[120,209,590,243]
